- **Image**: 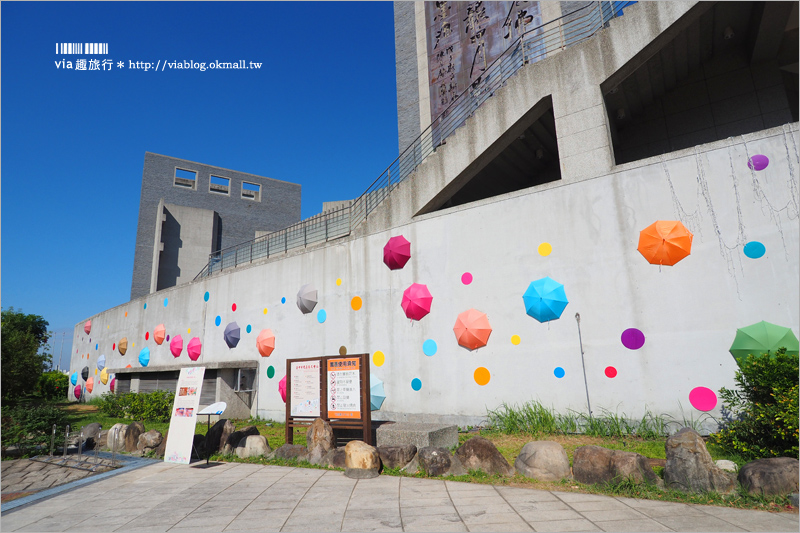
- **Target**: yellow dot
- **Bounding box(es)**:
[373,351,385,367]
[474,367,491,386]
[187,328,191,334]
[107,325,109,329]
[339,346,347,356]
[263,308,268,314]
[538,242,552,256]
[132,342,135,348]
[95,369,98,375]
[511,335,521,345]
[351,296,363,311]
[336,278,342,286]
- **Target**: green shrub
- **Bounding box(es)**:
[97,390,175,422]
[37,371,70,401]
[1,403,69,453]
[711,348,799,459]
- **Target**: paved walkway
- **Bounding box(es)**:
[1,461,797,532]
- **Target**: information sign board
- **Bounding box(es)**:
[163,366,205,464]
[290,360,320,417]
[327,358,361,419]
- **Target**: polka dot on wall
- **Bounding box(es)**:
[246,325,252,333]
[351,296,362,311]
[336,278,342,286]
[204,291,210,302]
[317,309,327,323]
[511,335,521,345]
[125,312,128,317]
[187,328,191,334]
[339,346,347,356]
[145,332,149,341]
[232,303,237,312]
[263,308,268,314]
[747,154,769,171]
[215,316,221,327]
[373,351,385,367]
[143,303,147,310]
[538,242,552,256]
[461,272,473,285]
[411,378,422,391]
[605,366,617,378]
[743,241,766,259]
[689,386,717,411]
[281,297,286,304]
[554,367,565,378]
[164,298,168,307]
[267,366,275,379]
[423,339,437,356]
[474,367,490,386]
[621,328,645,350]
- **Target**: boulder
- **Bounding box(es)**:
[125,421,145,452]
[455,437,514,477]
[738,457,799,496]
[107,423,127,452]
[275,444,308,461]
[205,419,234,454]
[235,435,271,459]
[664,428,735,493]
[307,418,336,453]
[573,446,660,486]
[378,445,417,469]
[715,460,738,473]
[417,447,453,477]
[154,429,169,458]
[137,430,163,452]
[515,441,571,481]
[344,440,380,479]
[97,430,109,450]
[322,447,347,469]
[222,426,260,455]
[81,423,102,450]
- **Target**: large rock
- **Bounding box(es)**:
[205,419,234,454]
[154,429,169,458]
[137,430,163,452]
[738,457,799,496]
[275,444,308,461]
[107,423,127,452]
[378,445,417,469]
[307,418,336,452]
[192,434,207,459]
[573,446,660,486]
[222,426,260,455]
[665,428,735,493]
[455,437,514,477]
[125,422,145,452]
[418,447,453,477]
[323,447,347,469]
[344,440,380,479]
[81,423,102,450]
[235,435,271,459]
[97,430,109,450]
[515,441,571,481]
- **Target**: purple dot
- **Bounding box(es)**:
[621,328,645,350]
[166,335,170,342]
[747,154,769,171]
[461,272,473,285]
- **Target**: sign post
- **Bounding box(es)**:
[164,366,205,464]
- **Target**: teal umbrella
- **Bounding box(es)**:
[370,376,386,411]
[729,321,799,365]
[139,347,151,367]
[523,277,569,323]
[70,371,78,386]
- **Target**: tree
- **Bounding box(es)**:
[1,308,51,405]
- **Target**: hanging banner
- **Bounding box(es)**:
[327,357,361,419]
[163,366,205,464]
[289,360,321,417]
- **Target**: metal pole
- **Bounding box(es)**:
[575,313,592,418]
[50,424,57,456]
[63,425,70,458]
[78,432,83,462]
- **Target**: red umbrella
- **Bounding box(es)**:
[402,283,433,321]
[153,324,166,345]
[84,320,91,335]
[383,235,411,270]
[187,337,202,361]
[453,309,492,350]
[170,335,183,358]
[279,375,287,403]
[257,329,275,357]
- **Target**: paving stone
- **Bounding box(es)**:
[402,524,468,532]
[401,504,459,517]
[507,501,572,513]
[693,506,800,532]
[401,513,464,528]
[400,496,455,508]
[653,514,747,531]
[552,491,615,502]
[579,508,648,522]
[525,518,602,532]
[595,518,674,532]
[456,503,517,518]
[468,522,535,532]
[518,509,584,522]
[223,518,283,532]
[566,499,630,511]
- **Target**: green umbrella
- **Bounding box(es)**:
[729,321,799,365]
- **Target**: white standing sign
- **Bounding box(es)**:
[290,360,320,417]
[164,366,205,464]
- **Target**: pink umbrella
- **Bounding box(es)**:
[257,329,275,357]
[110,377,116,393]
[383,235,411,270]
[86,377,94,393]
[170,334,183,358]
[453,308,493,350]
[153,324,166,345]
[74,384,82,399]
[84,320,91,335]
[187,337,202,361]
[279,375,287,403]
[402,283,433,321]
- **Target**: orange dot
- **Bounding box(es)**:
[125,312,128,317]
[351,296,363,311]
[474,367,491,386]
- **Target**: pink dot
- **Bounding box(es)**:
[461,272,473,285]
[232,303,237,312]
[689,386,717,411]
[605,366,617,378]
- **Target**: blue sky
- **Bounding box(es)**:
[2,1,399,368]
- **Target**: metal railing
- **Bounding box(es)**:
[195,1,634,280]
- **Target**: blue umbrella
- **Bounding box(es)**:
[97,354,106,371]
[523,277,569,323]
[139,347,151,367]
[370,376,386,411]
[70,371,78,386]
[224,322,241,349]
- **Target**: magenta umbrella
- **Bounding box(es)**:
[279,375,287,403]
[187,337,202,361]
[401,283,433,321]
[170,334,183,358]
[74,384,82,399]
[383,235,411,270]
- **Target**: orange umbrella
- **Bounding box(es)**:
[86,377,94,393]
[453,309,492,350]
[257,329,275,357]
[153,324,166,345]
[637,221,693,266]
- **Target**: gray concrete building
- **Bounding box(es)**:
[130,152,301,299]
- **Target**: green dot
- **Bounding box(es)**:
[267,366,275,379]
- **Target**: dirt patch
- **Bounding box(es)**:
[61,404,99,414]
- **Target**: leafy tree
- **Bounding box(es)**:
[38,371,70,401]
[1,308,51,405]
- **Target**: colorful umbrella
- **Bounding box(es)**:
[74,385,82,399]
[401,283,433,321]
[224,322,241,349]
[81,366,89,381]
[84,320,91,335]
[170,334,183,358]
[187,337,202,361]
[153,324,166,345]
[118,337,128,355]
[100,367,109,385]
[637,220,693,266]
[370,375,386,411]
[523,277,569,323]
[279,375,287,403]
[97,355,106,371]
[297,284,318,314]
[110,378,116,393]
[383,235,411,270]
[729,321,799,365]
[257,329,275,357]
[139,347,150,367]
[86,377,94,393]
[453,308,492,350]
[70,371,78,386]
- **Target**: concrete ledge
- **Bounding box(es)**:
[376,423,458,449]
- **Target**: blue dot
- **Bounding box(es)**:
[215,316,221,327]
[246,324,252,333]
[204,291,210,302]
[95,344,98,350]
[143,303,147,310]
[554,367,565,379]
[423,339,437,356]
[281,297,286,304]
[743,241,766,259]
[317,309,327,323]
[411,378,422,391]
[164,298,168,307]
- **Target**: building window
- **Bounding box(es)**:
[242,181,261,202]
[174,168,197,190]
[210,175,230,195]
